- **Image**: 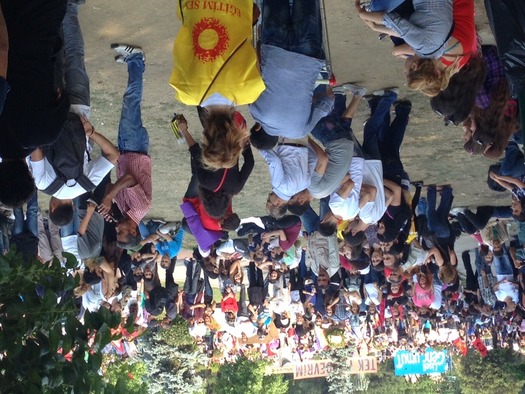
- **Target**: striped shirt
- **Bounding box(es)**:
[115,153,152,224]
[477,273,497,307]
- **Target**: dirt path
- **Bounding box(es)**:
[78,0,506,224]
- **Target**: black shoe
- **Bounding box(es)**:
[394,99,412,110]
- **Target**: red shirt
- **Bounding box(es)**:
[115,153,152,224]
[279,222,301,251]
[441,0,477,68]
[221,295,238,313]
[182,196,233,231]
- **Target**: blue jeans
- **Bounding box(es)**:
[262,0,324,59]
[426,186,453,238]
[369,0,407,12]
[13,191,38,237]
[138,219,163,239]
[310,92,353,145]
[493,246,515,276]
[62,2,90,106]
[301,197,330,233]
[363,91,397,160]
[499,141,525,179]
[300,205,320,234]
[380,101,410,181]
[60,197,80,237]
[118,54,149,154]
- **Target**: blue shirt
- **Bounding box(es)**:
[155,229,184,258]
[383,0,453,58]
[250,45,334,138]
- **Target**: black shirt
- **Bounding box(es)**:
[190,143,254,195]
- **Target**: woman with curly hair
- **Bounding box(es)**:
[170,0,264,170]
[405,0,478,96]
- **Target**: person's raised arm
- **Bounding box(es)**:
[98,174,137,214]
[355,0,385,24]
[308,137,328,175]
[30,147,45,162]
[489,172,515,191]
[426,247,444,266]
[77,201,97,236]
[178,116,196,147]
[383,179,402,206]
[392,43,415,58]
[336,178,355,200]
[493,173,525,189]
[358,184,377,208]
[156,230,173,242]
[80,116,119,164]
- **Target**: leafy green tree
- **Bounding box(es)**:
[213,357,288,394]
[456,349,525,394]
[137,327,207,394]
[288,377,328,394]
[320,347,355,393]
[0,250,121,393]
[158,315,195,350]
[103,358,148,393]
[367,361,460,394]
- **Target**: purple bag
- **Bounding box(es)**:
[180,201,222,251]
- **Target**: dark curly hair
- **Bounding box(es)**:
[0,160,36,208]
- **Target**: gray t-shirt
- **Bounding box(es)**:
[308,139,354,198]
[77,210,104,260]
[249,45,334,139]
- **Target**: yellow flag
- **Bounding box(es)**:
[170,0,265,106]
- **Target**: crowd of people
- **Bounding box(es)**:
[1,0,525,371]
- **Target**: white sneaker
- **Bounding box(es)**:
[111,43,144,56]
[333,83,368,96]
[373,87,400,96]
[450,207,467,216]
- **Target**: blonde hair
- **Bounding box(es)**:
[407,58,461,97]
[438,264,458,284]
[200,108,248,170]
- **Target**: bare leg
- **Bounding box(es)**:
[341,94,363,120]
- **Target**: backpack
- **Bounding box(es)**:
[42,112,96,195]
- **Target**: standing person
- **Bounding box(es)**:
[286,86,365,215]
[249,0,334,141]
[0,0,69,208]
[29,2,119,227]
[252,139,317,211]
[345,90,399,239]
[179,114,255,196]
[169,0,264,170]
[98,45,152,249]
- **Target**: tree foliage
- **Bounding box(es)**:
[137,327,207,394]
[0,249,121,393]
[103,358,148,393]
[456,349,525,394]
[367,360,460,394]
[213,357,288,394]
[158,315,195,350]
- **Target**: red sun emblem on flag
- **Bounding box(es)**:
[192,17,230,63]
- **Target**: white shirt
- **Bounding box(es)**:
[329,157,365,220]
[259,144,317,201]
[30,154,114,199]
[359,160,386,224]
[201,92,235,107]
[495,281,519,303]
[82,282,105,313]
